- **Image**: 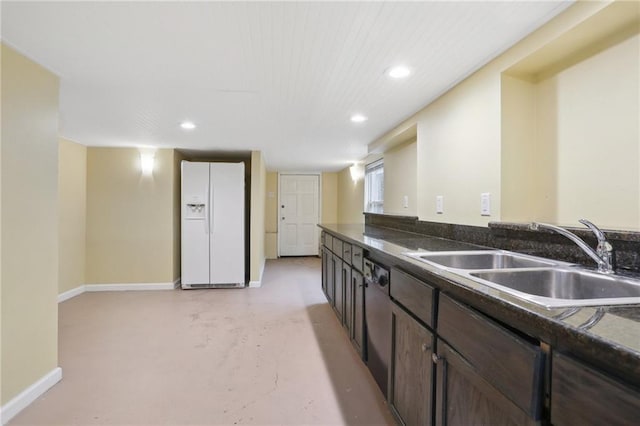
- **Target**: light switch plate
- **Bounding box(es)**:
[436,195,444,214]
[481,193,491,216]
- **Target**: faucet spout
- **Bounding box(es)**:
[530,220,615,274]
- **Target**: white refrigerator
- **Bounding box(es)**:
[181,161,245,288]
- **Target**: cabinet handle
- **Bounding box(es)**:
[421,343,431,352]
[437,354,449,426]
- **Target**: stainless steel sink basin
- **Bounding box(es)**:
[470,269,640,307]
[405,251,556,270]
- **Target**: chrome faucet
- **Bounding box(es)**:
[530,219,615,274]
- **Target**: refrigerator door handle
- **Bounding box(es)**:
[203,198,209,234]
[209,183,214,234]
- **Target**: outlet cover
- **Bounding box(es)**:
[403,195,409,209]
[481,193,491,216]
[436,196,444,214]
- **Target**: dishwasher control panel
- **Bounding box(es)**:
[364,258,390,288]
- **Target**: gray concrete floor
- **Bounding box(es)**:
[11,257,395,425]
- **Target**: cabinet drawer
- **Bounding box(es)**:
[551,352,640,425]
[351,245,364,272]
[342,243,352,266]
[324,233,333,250]
[332,238,343,257]
[390,268,435,329]
[438,294,544,419]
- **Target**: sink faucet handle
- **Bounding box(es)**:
[579,219,606,243]
[579,219,616,273]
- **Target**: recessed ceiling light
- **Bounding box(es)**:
[180,121,196,130]
[387,65,411,79]
[350,114,368,123]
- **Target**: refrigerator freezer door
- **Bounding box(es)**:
[181,161,210,285]
[210,162,245,285]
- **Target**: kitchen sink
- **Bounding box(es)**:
[470,269,640,307]
[405,251,556,270]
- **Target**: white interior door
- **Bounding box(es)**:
[279,174,319,256]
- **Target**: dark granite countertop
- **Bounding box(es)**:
[320,223,640,386]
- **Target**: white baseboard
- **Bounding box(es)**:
[58,281,178,302]
[1,367,62,425]
[249,258,267,288]
[85,282,176,291]
[57,285,85,303]
[173,277,181,288]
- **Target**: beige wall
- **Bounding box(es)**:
[85,147,177,284]
[58,139,87,294]
[502,34,639,229]
[265,172,278,259]
[370,1,635,228]
[383,141,417,216]
[548,34,639,228]
[337,167,364,224]
[322,172,338,223]
[172,150,183,282]
[250,151,266,282]
[416,67,502,226]
[500,74,553,222]
[1,44,60,404]
[172,150,185,282]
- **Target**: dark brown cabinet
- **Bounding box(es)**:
[389,302,434,426]
[351,245,363,272]
[320,232,366,358]
[342,261,352,331]
[320,229,639,426]
[551,352,640,425]
[342,242,352,265]
[321,246,328,298]
[434,341,537,426]
[351,269,365,357]
[435,294,544,426]
[322,246,335,305]
[333,254,343,322]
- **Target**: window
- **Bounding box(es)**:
[364,159,384,213]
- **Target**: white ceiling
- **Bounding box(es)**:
[1,1,572,171]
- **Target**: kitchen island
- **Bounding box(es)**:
[319,223,640,425]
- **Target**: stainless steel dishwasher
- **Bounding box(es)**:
[363,258,391,397]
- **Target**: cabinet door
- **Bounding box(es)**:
[343,262,352,331]
[437,295,544,419]
[351,245,364,272]
[333,254,344,322]
[352,269,365,357]
[321,247,328,297]
[434,341,537,426]
[326,249,335,305]
[389,302,434,426]
[551,352,640,425]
